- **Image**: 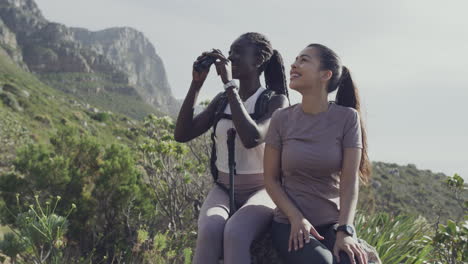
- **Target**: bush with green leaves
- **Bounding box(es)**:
[431,174,468,264]
[130,115,210,263]
[0,91,22,111]
[0,116,210,263]
[131,230,194,264]
[444,174,468,218]
[138,115,210,233]
[0,195,74,264]
[90,112,111,123]
[0,126,156,262]
[432,218,468,264]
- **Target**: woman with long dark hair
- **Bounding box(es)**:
[264,43,371,264]
[174,32,289,264]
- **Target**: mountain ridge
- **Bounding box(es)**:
[0,0,179,117]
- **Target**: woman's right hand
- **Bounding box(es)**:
[192,52,211,84]
[289,214,324,252]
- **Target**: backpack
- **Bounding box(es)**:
[209,89,276,190]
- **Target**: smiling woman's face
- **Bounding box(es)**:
[289,47,327,92]
[228,37,260,79]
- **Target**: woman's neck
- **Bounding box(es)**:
[300,86,329,115]
[238,77,261,101]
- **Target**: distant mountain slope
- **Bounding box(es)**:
[0,49,151,174]
[359,161,466,222]
[0,0,178,118]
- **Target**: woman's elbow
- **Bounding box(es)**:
[240,136,261,149]
[264,181,273,194]
[264,179,281,201]
[243,141,257,149]
[173,131,189,143]
[264,175,278,191]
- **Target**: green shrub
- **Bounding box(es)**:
[0,126,156,262]
[0,91,22,111]
[432,218,468,264]
[356,212,432,264]
[90,112,110,122]
[432,174,468,263]
[0,195,74,263]
[34,114,52,126]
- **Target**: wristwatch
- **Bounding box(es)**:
[223,80,237,90]
[336,224,355,236]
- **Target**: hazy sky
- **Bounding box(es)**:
[35,0,468,179]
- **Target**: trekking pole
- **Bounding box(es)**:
[227,128,237,217]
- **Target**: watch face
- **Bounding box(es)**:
[337,225,354,236]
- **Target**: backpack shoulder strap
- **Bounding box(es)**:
[210,91,229,184]
[252,89,276,120]
[212,92,229,134]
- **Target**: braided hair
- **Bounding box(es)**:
[239,32,289,101]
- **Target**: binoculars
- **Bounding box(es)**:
[194,55,217,72]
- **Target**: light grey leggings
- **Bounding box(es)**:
[193,181,275,264]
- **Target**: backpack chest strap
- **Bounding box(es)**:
[212,113,259,136]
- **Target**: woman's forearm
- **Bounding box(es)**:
[174,81,203,142]
[338,172,359,226]
[265,177,303,221]
[225,87,261,148]
[338,148,362,226]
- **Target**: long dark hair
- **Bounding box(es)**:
[308,43,371,184]
[239,32,289,100]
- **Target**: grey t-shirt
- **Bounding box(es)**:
[265,103,362,226]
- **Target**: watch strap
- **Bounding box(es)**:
[223,80,237,90]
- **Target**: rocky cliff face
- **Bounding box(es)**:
[71,27,175,110]
[0,17,27,69]
[0,0,177,115]
[0,0,47,35]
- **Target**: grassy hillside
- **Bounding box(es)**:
[359,163,466,222]
[38,72,163,120]
[0,49,145,173]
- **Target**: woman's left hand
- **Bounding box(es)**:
[333,233,368,264]
[205,49,232,84]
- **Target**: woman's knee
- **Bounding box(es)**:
[284,249,333,264]
[223,207,272,245]
[312,247,334,264]
[334,251,355,264]
[223,220,247,245]
[271,224,333,264]
[197,215,226,241]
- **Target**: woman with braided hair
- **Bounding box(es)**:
[264,43,371,264]
[174,32,289,263]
